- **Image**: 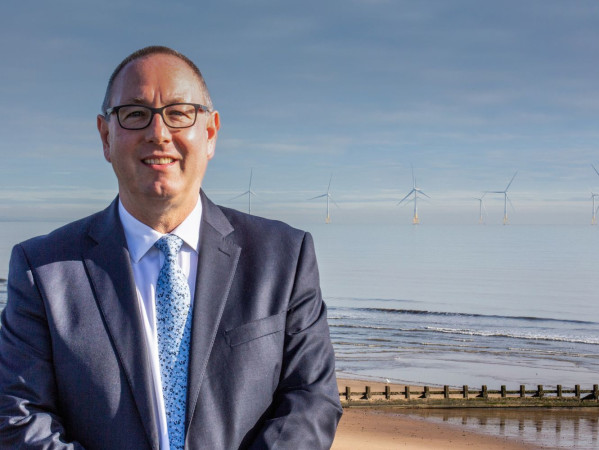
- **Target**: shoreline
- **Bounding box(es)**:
[332,377,555,449]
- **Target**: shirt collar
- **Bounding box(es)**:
[118,197,203,263]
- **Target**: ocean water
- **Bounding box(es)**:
[303,223,599,389]
[0,221,598,390]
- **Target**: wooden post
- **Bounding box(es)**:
[405,385,410,400]
[520,385,525,398]
[345,386,351,402]
[385,385,391,400]
[501,385,506,398]
[557,385,562,398]
[481,385,488,399]
[424,386,430,399]
[365,386,371,400]
[463,385,468,399]
[444,385,449,399]
[537,385,544,398]
[575,385,581,399]
[593,384,598,401]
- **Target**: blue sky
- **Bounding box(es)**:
[1,0,599,225]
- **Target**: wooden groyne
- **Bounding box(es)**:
[340,384,599,408]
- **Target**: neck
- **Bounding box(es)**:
[119,192,200,234]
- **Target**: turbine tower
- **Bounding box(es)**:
[592,165,599,225]
[486,172,517,225]
[231,169,256,214]
[398,166,430,225]
[309,174,338,224]
[591,192,599,225]
[473,193,487,224]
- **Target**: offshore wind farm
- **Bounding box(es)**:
[219,164,599,226]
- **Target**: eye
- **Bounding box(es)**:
[119,106,150,121]
[167,105,194,119]
[165,104,196,125]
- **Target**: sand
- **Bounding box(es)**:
[332,378,542,449]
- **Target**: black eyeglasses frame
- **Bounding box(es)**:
[104,103,212,130]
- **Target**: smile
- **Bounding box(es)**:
[143,158,175,165]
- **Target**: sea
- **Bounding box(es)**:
[306,223,598,390]
[0,220,596,390]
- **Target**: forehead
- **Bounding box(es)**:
[111,54,204,104]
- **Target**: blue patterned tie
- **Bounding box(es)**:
[154,234,192,450]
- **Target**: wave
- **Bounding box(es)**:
[330,323,599,346]
[423,326,599,345]
[329,306,597,325]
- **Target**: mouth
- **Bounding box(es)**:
[142,157,175,165]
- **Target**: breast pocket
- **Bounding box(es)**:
[224,311,286,347]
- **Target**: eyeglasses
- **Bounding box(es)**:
[104,103,212,130]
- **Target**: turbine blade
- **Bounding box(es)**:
[505,171,518,191]
[249,169,253,189]
[230,191,250,201]
[592,164,599,177]
[309,194,327,200]
[419,190,431,199]
[327,174,333,193]
[507,195,515,212]
[398,189,415,205]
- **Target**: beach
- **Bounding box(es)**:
[333,378,598,449]
[332,408,538,449]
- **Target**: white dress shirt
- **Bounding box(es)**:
[119,198,202,450]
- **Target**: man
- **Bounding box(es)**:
[0,46,342,449]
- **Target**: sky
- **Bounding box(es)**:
[1,0,599,226]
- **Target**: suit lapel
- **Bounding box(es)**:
[83,199,159,450]
[186,192,241,427]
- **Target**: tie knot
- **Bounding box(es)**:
[154,234,183,259]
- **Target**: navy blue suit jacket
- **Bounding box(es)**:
[0,192,342,449]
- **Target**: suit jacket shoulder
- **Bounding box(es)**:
[17,201,120,267]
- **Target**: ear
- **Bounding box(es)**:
[205,110,220,159]
[97,114,112,162]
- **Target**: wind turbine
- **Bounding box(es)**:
[473,193,487,224]
[398,166,430,225]
[590,192,599,225]
[309,174,338,224]
[231,169,256,215]
[591,165,599,225]
[486,172,517,225]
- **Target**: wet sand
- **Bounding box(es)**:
[332,408,539,449]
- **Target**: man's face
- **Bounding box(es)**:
[97,54,219,214]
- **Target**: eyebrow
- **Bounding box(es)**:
[125,96,189,105]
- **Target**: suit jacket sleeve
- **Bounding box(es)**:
[0,244,84,449]
[248,232,342,449]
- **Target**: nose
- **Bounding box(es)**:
[145,112,171,143]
